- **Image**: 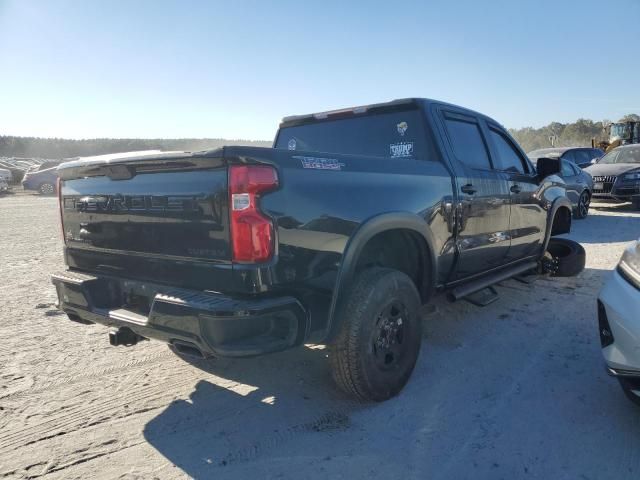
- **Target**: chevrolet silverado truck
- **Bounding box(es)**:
[52,98,580,401]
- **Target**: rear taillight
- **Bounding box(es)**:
[57,177,65,244]
[229,165,278,263]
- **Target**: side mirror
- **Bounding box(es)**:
[590,158,598,164]
[536,157,561,178]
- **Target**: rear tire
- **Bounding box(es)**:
[328,267,423,402]
[546,238,586,277]
[619,378,640,406]
[574,191,590,219]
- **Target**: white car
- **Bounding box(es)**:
[0,167,12,184]
[599,239,640,405]
[0,178,8,193]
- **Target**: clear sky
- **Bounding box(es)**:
[1,0,639,140]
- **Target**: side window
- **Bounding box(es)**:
[561,160,574,177]
[443,116,492,170]
[488,128,528,174]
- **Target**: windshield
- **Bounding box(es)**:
[275,109,431,159]
[598,147,640,164]
[610,123,632,140]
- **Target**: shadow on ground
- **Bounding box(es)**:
[143,345,361,477]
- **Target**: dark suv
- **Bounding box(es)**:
[528,147,604,169]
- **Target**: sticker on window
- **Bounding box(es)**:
[288,138,297,150]
[390,142,414,158]
[397,121,408,136]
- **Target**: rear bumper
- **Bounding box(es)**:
[52,270,307,357]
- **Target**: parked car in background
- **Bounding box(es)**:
[584,145,640,209]
[0,178,9,194]
[528,147,604,169]
[554,157,593,218]
[13,158,39,170]
[0,161,26,184]
[22,166,59,194]
[599,239,640,406]
[28,160,61,172]
[0,167,12,185]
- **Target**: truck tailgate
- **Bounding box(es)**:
[58,153,231,289]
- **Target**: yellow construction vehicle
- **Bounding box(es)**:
[594,121,640,152]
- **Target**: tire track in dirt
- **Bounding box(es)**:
[0,439,148,479]
[0,349,174,401]
[0,366,235,453]
[217,409,354,467]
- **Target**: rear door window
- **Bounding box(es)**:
[275,110,430,159]
[443,116,492,170]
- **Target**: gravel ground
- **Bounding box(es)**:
[1,192,639,480]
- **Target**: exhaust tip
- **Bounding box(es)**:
[171,340,206,359]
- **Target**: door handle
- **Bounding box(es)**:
[510,184,522,194]
[461,184,476,195]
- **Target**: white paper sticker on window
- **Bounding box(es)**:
[390,142,414,158]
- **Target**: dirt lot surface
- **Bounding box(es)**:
[1,192,639,479]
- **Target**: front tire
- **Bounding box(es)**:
[328,267,423,402]
[39,182,56,195]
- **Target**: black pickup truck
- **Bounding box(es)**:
[52,98,579,401]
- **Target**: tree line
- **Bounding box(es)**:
[0,137,271,160]
[2,113,640,159]
[509,114,640,153]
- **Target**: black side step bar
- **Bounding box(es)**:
[449,261,538,302]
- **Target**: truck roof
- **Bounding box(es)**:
[279,97,495,128]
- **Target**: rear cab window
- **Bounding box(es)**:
[275,109,431,159]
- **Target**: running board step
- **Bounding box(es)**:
[464,286,499,307]
[449,261,538,302]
